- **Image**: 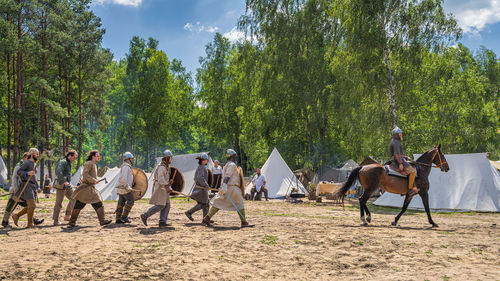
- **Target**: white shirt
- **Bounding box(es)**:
[211,165,222,175]
[252,174,266,192]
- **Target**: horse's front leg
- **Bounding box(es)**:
[420,191,438,227]
[392,193,413,226]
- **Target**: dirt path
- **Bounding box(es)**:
[1,197,499,280]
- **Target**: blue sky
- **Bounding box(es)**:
[91,0,500,75]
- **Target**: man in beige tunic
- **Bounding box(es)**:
[69,150,111,227]
[203,149,254,228]
[140,150,173,227]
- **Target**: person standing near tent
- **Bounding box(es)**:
[53,150,78,225]
[203,149,254,228]
[69,150,111,227]
[185,153,211,222]
[211,160,222,191]
[250,168,268,201]
[12,148,40,228]
[389,126,418,195]
[2,152,44,228]
[141,150,173,227]
[114,152,135,224]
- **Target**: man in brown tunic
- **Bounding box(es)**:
[69,150,111,227]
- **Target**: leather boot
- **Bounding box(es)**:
[241,221,255,228]
[96,207,111,226]
[68,208,81,227]
[202,216,213,226]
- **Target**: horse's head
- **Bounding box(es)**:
[431,145,449,172]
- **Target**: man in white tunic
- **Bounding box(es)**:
[250,168,268,201]
[114,152,135,223]
[203,149,254,228]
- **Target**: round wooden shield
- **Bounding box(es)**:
[169,167,184,196]
[207,169,214,187]
[238,166,245,197]
[132,168,148,200]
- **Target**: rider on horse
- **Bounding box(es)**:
[389,126,418,195]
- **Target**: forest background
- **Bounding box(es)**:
[0,0,498,181]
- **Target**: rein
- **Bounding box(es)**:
[412,149,447,168]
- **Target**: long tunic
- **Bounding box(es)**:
[210,161,244,211]
[55,158,72,190]
[149,164,170,206]
[116,162,134,195]
[15,160,38,201]
[389,138,410,170]
[71,161,102,204]
[191,164,210,204]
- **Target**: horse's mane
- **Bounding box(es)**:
[416,147,435,162]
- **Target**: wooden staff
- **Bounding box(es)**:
[194,186,219,192]
[7,150,49,220]
[0,192,13,197]
[170,189,191,198]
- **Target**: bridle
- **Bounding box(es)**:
[414,148,447,169]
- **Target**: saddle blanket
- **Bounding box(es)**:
[384,165,419,179]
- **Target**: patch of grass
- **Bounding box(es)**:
[440,245,448,248]
[151,242,163,248]
[442,275,450,281]
[471,248,483,254]
[133,244,144,248]
[260,235,278,246]
[425,250,433,255]
[392,267,400,272]
[294,240,303,244]
[37,209,51,213]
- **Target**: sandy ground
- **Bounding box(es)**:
[0,196,499,281]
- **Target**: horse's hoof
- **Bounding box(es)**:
[431,223,439,228]
[391,221,397,226]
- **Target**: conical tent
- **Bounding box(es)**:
[0,155,7,187]
[245,148,308,199]
[144,152,214,198]
[374,153,500,212]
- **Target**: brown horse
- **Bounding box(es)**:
[335,145,449,227]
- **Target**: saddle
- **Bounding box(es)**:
[384,160,419,179]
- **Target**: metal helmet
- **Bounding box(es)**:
[226,149,237,157]
[163,150,173,157]
[392,126,402,135]
[123,152,134,159]
[197,153,209,160]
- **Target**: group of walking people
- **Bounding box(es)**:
[2,147,254,229]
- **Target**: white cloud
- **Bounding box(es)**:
[94,0,142,7]
[184,22,220,34]
[444,0,500,35]
[223,27,244,42]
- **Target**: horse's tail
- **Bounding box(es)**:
[334,166,362,207]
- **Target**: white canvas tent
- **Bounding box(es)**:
[374,153,500,212]
[70,166,122,201]
[144,152,214,198]
[0,155,7,187]
[244,148,308,199]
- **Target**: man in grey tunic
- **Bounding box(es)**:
[203,149,254,228]
[389,126,418,195]
[185,153,211,222]
[141,150,173,227]
[115,152,135,223]
[2,152,44,228]
[12,148,40,228]
[53,150,78,225]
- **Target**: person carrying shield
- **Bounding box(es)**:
[203,149,254,228]
[185,153,211,223]
[115,152,135,223]
[141,150,173,227]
